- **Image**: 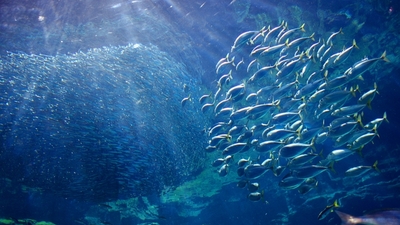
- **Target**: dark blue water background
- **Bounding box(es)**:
[0,0,400,224]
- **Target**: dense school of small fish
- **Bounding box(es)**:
[0,44,206,202]
[196,21,390,205]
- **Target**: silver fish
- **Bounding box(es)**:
[218,164,229,177]
[364,112,388,129]
[247,191,264,202]
[333,39,359,65]
[181,94,191,107]
[244,164,269,179]
[345,160,379,177]
[358,82,378,107]
[292,164,332,179]
[279,143,313,158]
[331,104,366,117]
[345,51,389,81]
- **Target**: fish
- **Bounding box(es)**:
[215,107,233,120]
[244,164,269,179]
[297,177,318,194]
[231,28,265,52]
[199,93,213,104]
[245,93,258,104]
[295,78,324,98]
[279,173,305,190]
[336,209,400,225]
[316,39,326,59]
[287,152,321,168]
[276,55,304,80]
[228,125,248,136]
[260,43,287,56]
[308,89,327,103]
[358,82,379,108]
[246,102,278,117]
[333,39,359,66]
[277,23,306,43]
[247,182,259,192]
[272,112,300,125]
[323,74,348,90]
[279,143,314,158]
[325,149,355,162]
[217,70,233,88]
[286,33,315,49]
[237,167,245,177]
[208,133,232,147]
[235,58,245,70]
[266,129,297,141]
[237,180,248,188]
[226,83,246,100]
[218,164,229,177]
[212,158,226,167]
[222,142,249,156]
[263,21,285,43]
[214,98,231,113]
[201,103,214,113]
[364,112,389,129]
[215,53,230,69]
[247,190,264,202]
[224,155,234,164]
[248,65,276,83]
[322,52,341,71]
[348,129,378,150]
[199,19,393,206]
[318,87,356,110]
[345,51,390,81]
[237,130,253,143]
[345,160,380,177]
[292,163,333,179]
[318,199,340,220]
[208,123,228,137]
[216,57,235,74]
[256,140,284,153]
[331,104,366,117]
[181,94,191,107]
[237,157,251,167]
[320,43,333,62]
[326,27,343,45]
[328,120,360,138]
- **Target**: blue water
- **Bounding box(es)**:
[0,0,399,225]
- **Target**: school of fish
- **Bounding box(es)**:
[196,21,390,206]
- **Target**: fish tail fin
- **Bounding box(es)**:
[373,82,379,94]
[356,114,364,128]
[355,147,363,157]
[380,50,390,62]
[373,160,380,173]
[333,199,340,208]
[366,100,372,110]
[318,149,324,159]
[328,161,336,173]
[300,23,306,32]
[285,38,290,47]
[310,32,315,41]
[353,39,359,49]
[310,137,316,151]
[323,70,329,81]
[335,211,358,225]
[371,124,380,138]
[383,111,389,123]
